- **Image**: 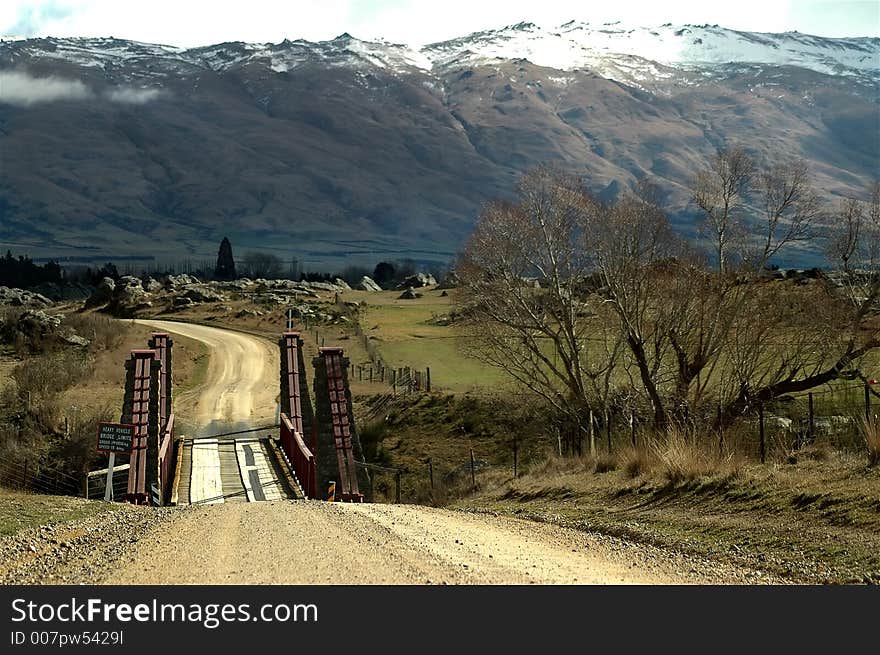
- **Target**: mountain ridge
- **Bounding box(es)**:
[0,21,877,268]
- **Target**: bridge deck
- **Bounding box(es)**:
[175,436,300,505]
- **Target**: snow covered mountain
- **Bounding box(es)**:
[0,22,877,268]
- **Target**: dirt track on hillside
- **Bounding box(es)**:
[135,320,278,433]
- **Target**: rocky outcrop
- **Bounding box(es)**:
[164,273,200,289]
[181,285,226,303]
[398,287,423,300]
[0,309,90,349]
[106,276,152,317]
[83,277,116,309]
[356,276,383,292]
[0,286,53,308]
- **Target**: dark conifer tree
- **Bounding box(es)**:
[214,237,236,280]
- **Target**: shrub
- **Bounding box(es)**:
[594,453,617,474]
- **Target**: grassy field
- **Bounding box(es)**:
[341,288,509,393]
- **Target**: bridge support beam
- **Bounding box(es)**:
[313,348,370,501]
[121,350,161,504]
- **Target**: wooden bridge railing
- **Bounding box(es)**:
[280,413,316,499]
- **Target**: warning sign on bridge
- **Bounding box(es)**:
[96,422,135,454]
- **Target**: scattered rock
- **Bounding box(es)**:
[356,276,383,292]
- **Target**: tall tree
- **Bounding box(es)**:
[214,237,236,281]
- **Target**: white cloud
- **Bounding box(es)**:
[0,70,90,105]
[104,87,162,104]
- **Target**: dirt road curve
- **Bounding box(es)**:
[105,502,765,585]
[135,320,278,432]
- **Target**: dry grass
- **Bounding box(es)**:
[650,427,744,485]
[621,446,651,478]
[860,416,880,466]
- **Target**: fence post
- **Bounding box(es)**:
[428,457,434,490]
[630,413,636,447]
[513,433,518,478]
[759,402,766,464]
[865,382,871,422]
[370,367,373,383]
[589,410,596,458]
[469,448,476,490]
[808,392,815,446]
[605,410,612,453]
[426,367,431,393]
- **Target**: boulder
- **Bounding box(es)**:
[172,296,194,309]
[333,278,352,291]
[356,276,383,292]
[398,287,422,300]
[83,277,116,309]
[396,273,437,289]
[437,272,460,290]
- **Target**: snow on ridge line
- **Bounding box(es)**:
[2,21,877,79]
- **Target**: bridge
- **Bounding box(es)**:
[108,325,368,506]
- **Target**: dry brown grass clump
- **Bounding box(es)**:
[860,417,880,466]
[621,446,651,478]
[594,453,617,474]
[652,427,742,485]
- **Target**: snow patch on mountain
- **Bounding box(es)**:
[2,20,877,87]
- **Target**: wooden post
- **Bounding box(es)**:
[395,470,401,504]
[428,457,434,490]
[589,409,596,458]
[759,402,766,464]
[630,412,636,447]
[605,409,612,453]
[369,367,373,383]
[469,448,476,490]
[513,433,518,478]
[426,367,431,393]
[807,392,815,448]
[865,382,871,422]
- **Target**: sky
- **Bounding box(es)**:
[1,0,878,47]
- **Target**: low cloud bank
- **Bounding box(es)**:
[0,71,164,106]
[0,71,91,105]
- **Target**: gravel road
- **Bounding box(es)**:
[89,502,776,585]
[135,320,278,432]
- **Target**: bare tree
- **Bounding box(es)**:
[752,160,821,265]
[456,168,622,436]
[692,147,755,274]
